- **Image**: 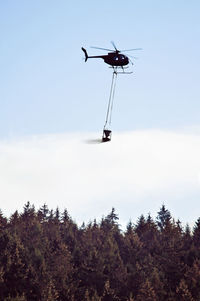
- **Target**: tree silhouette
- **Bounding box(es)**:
[0,204,199,300]
[156,204,171,231]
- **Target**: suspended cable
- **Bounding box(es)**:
[102,70,118,142]
[104,71,118,128]
[109,71,117,126]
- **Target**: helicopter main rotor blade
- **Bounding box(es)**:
[128,57,134,65]
[91,46,114,51]
[111,41,118,51]
[121,48,143,52]
[127,54,139,59]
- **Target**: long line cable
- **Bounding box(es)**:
[104,71,117,129]
[109,71,117,126]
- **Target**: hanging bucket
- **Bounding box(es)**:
[102,129,112,142]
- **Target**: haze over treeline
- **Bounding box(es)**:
[0,203,200,300]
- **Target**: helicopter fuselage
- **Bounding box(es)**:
[88,52,129,67]
[81,47,130,67]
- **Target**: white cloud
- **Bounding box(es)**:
[0,129,200,227]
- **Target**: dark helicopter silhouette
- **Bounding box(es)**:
[82,41,142,69]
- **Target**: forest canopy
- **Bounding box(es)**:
[0,202,200,300]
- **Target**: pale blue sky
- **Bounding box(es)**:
[1,1,200,137]
[1,1,200,225]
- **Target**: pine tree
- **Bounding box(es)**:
[9,211,19,227]
[56,207,60,219]
[135,215,146,237]
[176,279,194,301]
[101,280,119,301]
[193,217,200,246]
[3,203,200,300]
[184,259,200,299]
[136,214,159,255]
[155,206,185,294]
[41,280,59,301]
[38,204,49,222]
[183,224,194,266]
[106,208,119,224]
[126,221,134,235]
[136,279,158,301]
[156,205,171,231]
[62,209,70,224]
[22,202,35,217]
[101,208,119,232]
[2,232,28,299]
[0,209,7,229]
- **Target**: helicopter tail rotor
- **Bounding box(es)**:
[81,47,88,62]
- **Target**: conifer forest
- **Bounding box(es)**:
[1,203,200,300]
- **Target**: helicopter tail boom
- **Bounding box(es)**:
[81,47,88,62]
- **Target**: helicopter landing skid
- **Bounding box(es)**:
[116,71,133,74]
[109,66,133,74]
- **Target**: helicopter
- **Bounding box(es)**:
[81,41,142,70]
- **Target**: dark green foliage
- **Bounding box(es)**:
[156,204,171,231]
[0,204,200,300]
